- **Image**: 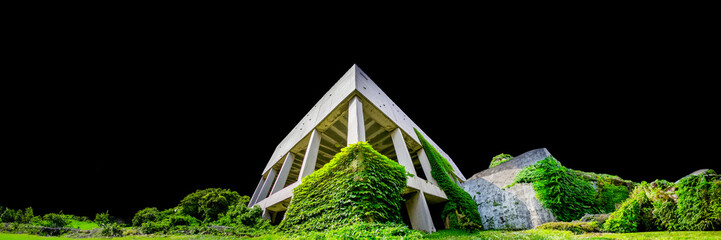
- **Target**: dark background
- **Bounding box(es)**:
[2,9,718,222]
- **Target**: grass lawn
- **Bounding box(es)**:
[0,233,254,240]
[67,219,100,230]
[2,230,721,240]
[426,229,721,240]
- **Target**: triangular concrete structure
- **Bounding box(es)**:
[248,64,466,232]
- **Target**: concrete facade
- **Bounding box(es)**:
[249,65,466,232]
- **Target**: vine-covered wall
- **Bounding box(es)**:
[279,142,408,232]
[414,129,483,230]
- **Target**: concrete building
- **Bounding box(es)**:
[248,65,466,233]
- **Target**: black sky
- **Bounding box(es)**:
[2,10,718,222]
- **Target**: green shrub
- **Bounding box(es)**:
[489,153,513,168]
[101,222,122,237]
[279,142,408,232]
[415,129,483,230]
[94,211,114,226]
[41,213,70,228]
[132,207,159,227]
[1,208,16,223]
[536,221,599,234]
[180,188,241,222]
[216,196,268,229]
[141,220,170,234]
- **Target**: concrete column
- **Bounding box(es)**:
[255,168,278,204]
[391,128,416,176]
[347,96,365,145]
[270,153,294,194]
[406,190,436,233]
[298,129,321,181]
[262,209,272,220]
[417,149,437,185]
[248,176,265,207]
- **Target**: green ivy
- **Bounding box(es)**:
[511,156,598,222]
[489,153,513,168]
[414,129,483,230]
[602,170,721,232]
[279,142,408,233]
[674,169,721,230]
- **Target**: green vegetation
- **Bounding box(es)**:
[510,156,633,222]
[279,142,409,233]
[489,153,513,168]
[603,169,721,232]
[512,156,598,221]
[415,129,483,230]
[535,221,600,234]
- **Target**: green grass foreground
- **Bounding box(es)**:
[3,229,721,240]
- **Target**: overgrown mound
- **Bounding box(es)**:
[510,156,632,222]
[279,142,408,232]
[603,169,721,232]
[133,188,270,235]
[415,129,483,230]
[489,153,513,168]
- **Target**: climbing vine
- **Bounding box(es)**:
[279,142,408,233]
[414,129,482,230]
[603,169,721,232]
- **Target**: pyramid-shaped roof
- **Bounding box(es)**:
[262,64,466,180]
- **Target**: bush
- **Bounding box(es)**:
[415,129,483,230]
[95,211,114,226]
[279,142,408,232]
[180,188,241,222]
[536,221,599,234]
[216,196,268,228]
[101,222,122,237]
[489,153,513,168]
[1,208,16,223]
[132,207,159,227]
[41,213,70,228]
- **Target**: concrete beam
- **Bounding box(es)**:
[270,153,294,194]
[255,181,300,210]
[417,149,437,185]
[406,190,436,233]
[248,176,265,207]
[391,128,416,176]
[298,129,321,181]
[347,96,365,145]
[255,168,278,204]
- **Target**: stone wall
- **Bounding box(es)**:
[462,148,556,230]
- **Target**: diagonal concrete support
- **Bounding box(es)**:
[271,153,294,194]
[347,96,365,145]
[417,149,437,185]
[406,190,436,233]
[248,176,265,207]
[391,128,416,176]
[298,129,321,181]
[255,168,278,204]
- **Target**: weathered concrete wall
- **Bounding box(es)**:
[463,148,556,229]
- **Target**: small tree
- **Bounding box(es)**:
[95,211,114,226]
[180,188,241,222]
[132,207,159,227]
